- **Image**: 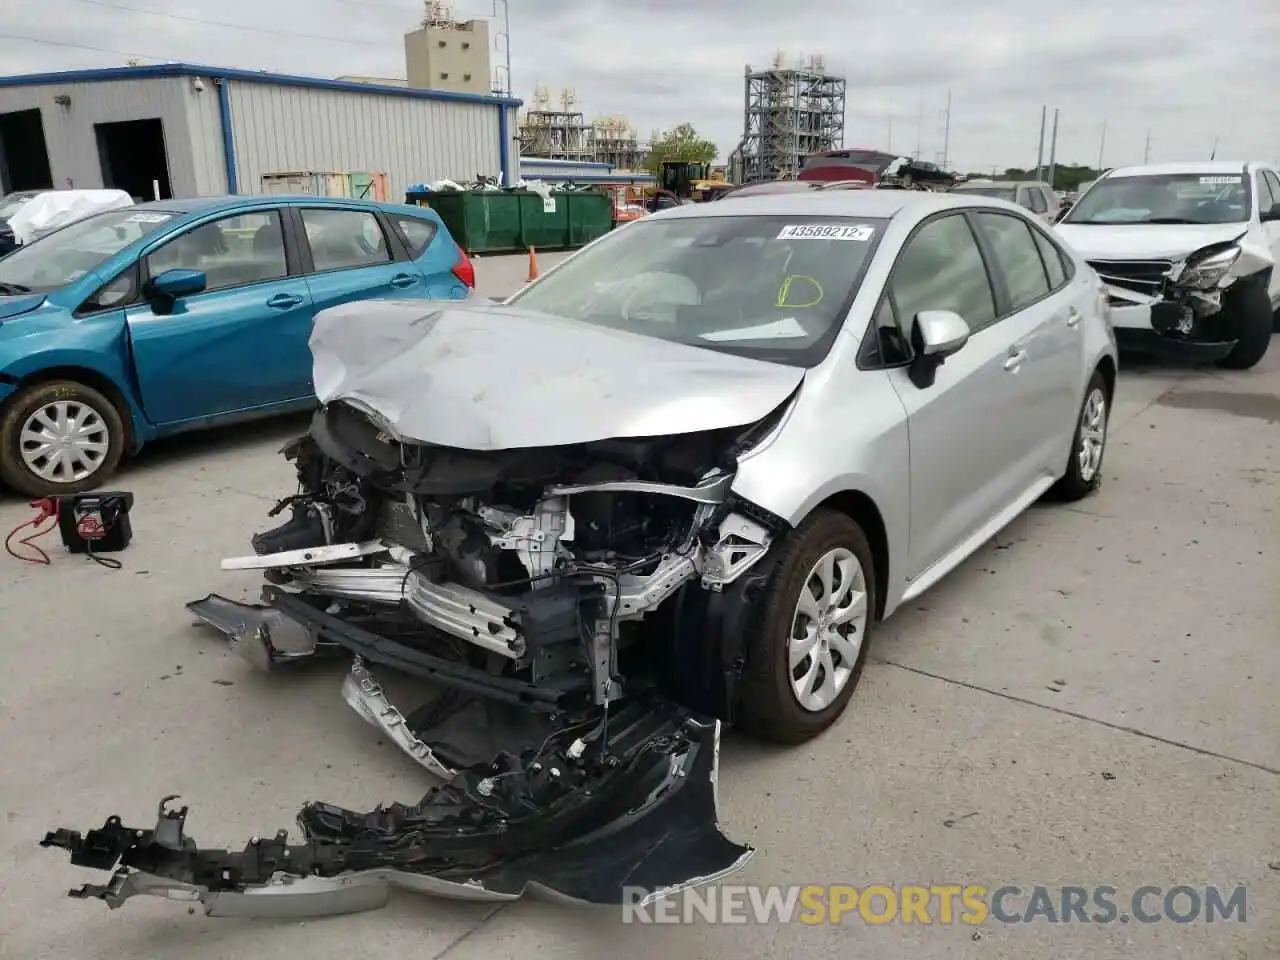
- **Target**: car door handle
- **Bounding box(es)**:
[390,273,419,288]
[1003,349,1027,371]
[266,293,304,309]
[1066,308,1082,328]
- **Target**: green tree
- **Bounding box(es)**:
[644,123,718,176]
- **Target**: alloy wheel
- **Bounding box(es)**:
[787,547,869,712]
[1077,387,1107,483]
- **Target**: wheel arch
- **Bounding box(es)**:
[812,489,890,622]
[0,366,138,451]
[1095,354,1117,404]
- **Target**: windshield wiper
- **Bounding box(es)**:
[1143,217,1203,225]
[0,281,32,294]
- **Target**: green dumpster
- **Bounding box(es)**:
[403,189,613,254]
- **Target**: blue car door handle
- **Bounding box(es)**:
[267,293,304,309]
[390,273,419,288]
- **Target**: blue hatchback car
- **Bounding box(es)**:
[0,194,475,496]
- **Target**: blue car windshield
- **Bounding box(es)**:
[0,208,175,293]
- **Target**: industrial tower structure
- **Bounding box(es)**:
[518,86,593,160]
[740,53,846,182]
[518,87,646,168]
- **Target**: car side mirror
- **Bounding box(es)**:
[1262,202,1280,223]
[146,268,206,315]
[150,268,206,298]
[908,310,970,389]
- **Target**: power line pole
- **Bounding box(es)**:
[1143,129,1152,164]
[1210,135,1218,160]
[1034,105,1047,181]
[941,88,952,170]
[1046,108,1059,189]
[1096,120,1106,173]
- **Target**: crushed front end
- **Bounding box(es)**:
[42,397,790,916]
[1089,240,1256,360]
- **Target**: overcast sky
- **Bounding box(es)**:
[4,0,1278,172]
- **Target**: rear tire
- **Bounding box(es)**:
[1216,281,1273,370]
[0,380,126,497]
[737,508,876,745]
[1051,370,1109,502]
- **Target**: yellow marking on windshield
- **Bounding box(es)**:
[777,275,823,309]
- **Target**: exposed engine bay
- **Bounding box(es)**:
[41,396,797,916]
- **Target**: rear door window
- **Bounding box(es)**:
[1030,228,1068,289]
[392,215,439,258]
[300,208,392,272]
[974,212,1052,311]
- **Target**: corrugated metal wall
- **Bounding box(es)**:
[218,81,506,200]
[0,77,205,196]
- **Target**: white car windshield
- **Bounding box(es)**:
[0,208,175,293]
[1064,173,1251,225]
[505,214,887,367]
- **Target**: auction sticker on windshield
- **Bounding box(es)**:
[1199,176,1242,185]
[126,212,172,223]
[777,224,875,241]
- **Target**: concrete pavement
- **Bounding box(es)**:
[0,260,1275,959]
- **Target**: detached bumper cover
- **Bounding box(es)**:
[1105,284,1237,361]
[40,706,753,916]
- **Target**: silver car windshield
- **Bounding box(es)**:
[506,214,888,367]
[0,208,175,293]
[1064,173,1251,225]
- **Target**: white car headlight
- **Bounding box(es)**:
[1179,245,1241,290]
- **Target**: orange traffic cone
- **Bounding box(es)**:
[526,246,539,282]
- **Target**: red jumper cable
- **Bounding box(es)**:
[4,498,60,565]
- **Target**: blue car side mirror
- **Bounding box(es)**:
[150,268,207,299]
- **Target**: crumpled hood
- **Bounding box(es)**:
[310,300,805,450]
[1055,222,1248,262]
[0,293,47,321]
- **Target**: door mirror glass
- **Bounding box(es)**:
[150,267,207,298]
[914,310,970,358]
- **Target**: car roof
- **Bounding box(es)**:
[129,194,432,218]
[1104,161,1254,178]
[647,189,1014,222]
[954,180,1043,189]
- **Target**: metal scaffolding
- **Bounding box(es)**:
[518,86,593,160]
[590,116,646,170]
[740,53,846,182]
[518,87,646,168]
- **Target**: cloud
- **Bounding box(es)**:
[3,0,1277,171]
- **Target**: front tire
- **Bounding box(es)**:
[1216,281,1273,370]
[1052,370,1108,502]
[737,508,876,744]
[0,380,126,496]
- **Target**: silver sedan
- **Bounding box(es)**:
[502,189,1118,740]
